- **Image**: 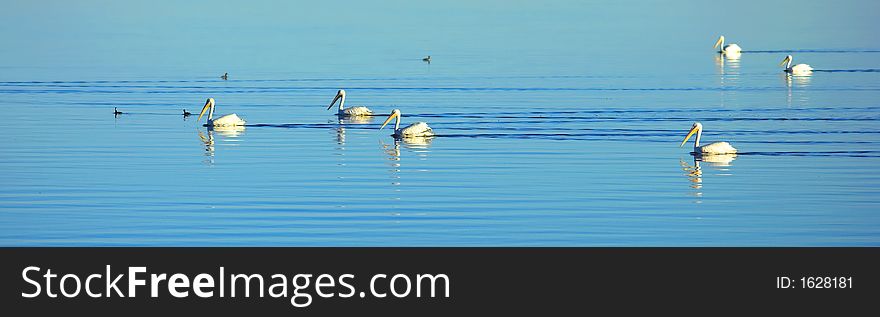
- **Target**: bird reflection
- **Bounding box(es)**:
[680,158,703,191]
[783,73,811,107]
[400,136,434,148]
[382,140,403,189]
[680,154,737,202]
[212,125,246,137]
[197,126,246,165]
[380,137,433,193]
[336,126,347,145]
[333,116,375,145]
[339,116,374,125]
[715,54,741,85]
[784,73,811,88]
[198,130,215,165]
[698,153,737,167]
[715,55,741,109]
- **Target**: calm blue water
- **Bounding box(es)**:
[1,0,879,245]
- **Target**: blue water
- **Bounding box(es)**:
[1,0,879,245]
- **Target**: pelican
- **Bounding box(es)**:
[780,55,813,75]
[197,98,246,127]
[380,109,434,138]
[713,35,742,55]
[220,72,228,80]
[183,109,191,117]
[328,89,373,117]
[680,122,737,155]
[113,107,123,115]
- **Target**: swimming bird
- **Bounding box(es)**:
[197,98,245,127]
[680,122,737,155]
[780,55,813,75]
[422,55,431,63]
[713,35,742,55]
[220,72,228,80]
[183,109,192,117]
[113,107,123,115]
[328,89,373,117]
[380,109,434,138]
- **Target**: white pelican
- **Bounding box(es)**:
[714,35,742,55]
[780,55,813,75]
[328,89,373,117]
[197,98,246,127]
[680,122,737,155]
[380,109,434,138]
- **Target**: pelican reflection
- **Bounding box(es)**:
[680,159,703,191]
[400,135,434,148]
[699,153,737,167]
[783,73,811,107]
[715,54,741,85]
[333,116,375,145]
[714,54,741,73]
[680,154,737,201]
[381,138,433,161]
[198,130,215,165]
[784,73,811,88]
[382,140,403,188]
[197,126,246,165]
[380,137,433,187]
[211,125,246,137]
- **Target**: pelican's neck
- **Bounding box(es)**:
[719,39,724,53]
[338,94,346,112]
[785,59,792,70]
[694,128,702,148]
[208,104,215,120]
[394,115,401,132]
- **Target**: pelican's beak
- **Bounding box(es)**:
[380,112,399,130]
[713,36,724,49]
[779,56,791,67]
[328,92,342,110]
[680,126,699,147]
[197,99,211,121]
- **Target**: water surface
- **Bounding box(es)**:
[1,0,879,245]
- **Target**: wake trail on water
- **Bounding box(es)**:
[813,69,880,73]
[743,49,880,53]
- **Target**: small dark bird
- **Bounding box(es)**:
[422,56,431,63]
[220,72,228,80]
[183,109,192,117]
[113,107,123,115]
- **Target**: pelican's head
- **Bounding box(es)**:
[780,55,793,67]
[380,109,401,130]
[680,122,703,147]
[197,98,215,121]
[714,35,725,49]
[328,89,346,110]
